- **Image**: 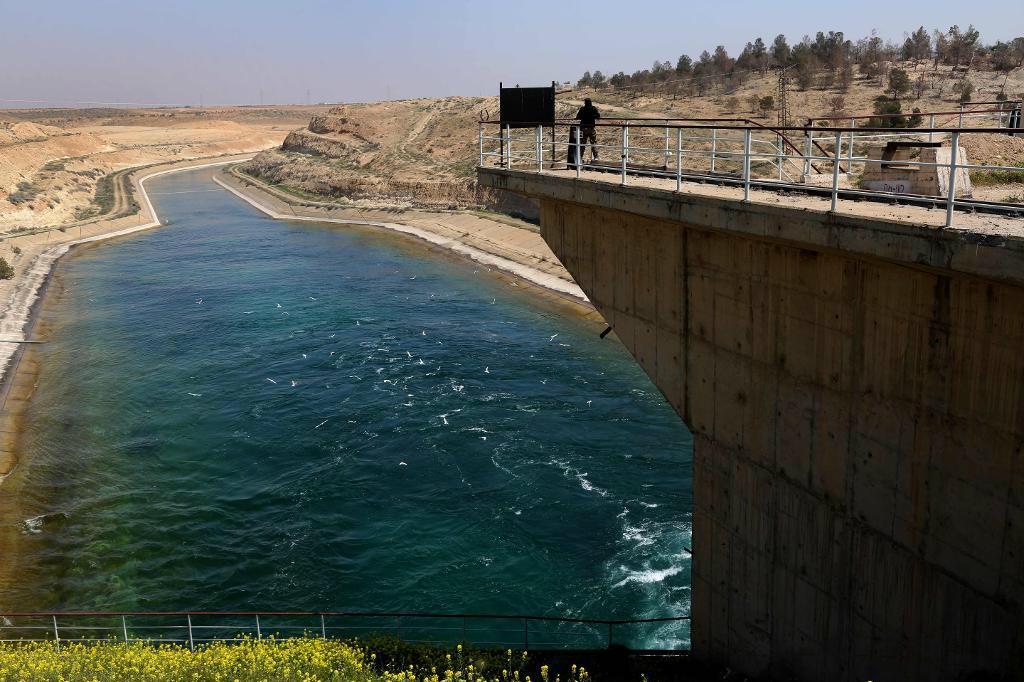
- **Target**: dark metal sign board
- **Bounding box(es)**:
[499,84,555,128]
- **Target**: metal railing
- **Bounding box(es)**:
[806,101,1024,130]
[0,611,690,652]
[478,118,1024,228]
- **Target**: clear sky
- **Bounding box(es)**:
[1,0,1021,107]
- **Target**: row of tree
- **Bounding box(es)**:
[575,26,1024,96]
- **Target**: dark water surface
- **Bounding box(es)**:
[5,169,692,646]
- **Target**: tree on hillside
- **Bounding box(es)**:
[758,95,775,119]
[676,54,693,75]
[944,25,980,68]
[592,71,606,88]
[0,258,13,281]
[838,58,854,91]
[957,78,974,103]
[771,34,791,67]
[871,95,905,128]
[888,68,911,100]
[902,27,932,65]
[857,31,885,82]
[913,74,929,99]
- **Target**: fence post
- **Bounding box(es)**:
[664,126,670,169]
[478,124,484,167]
[776,134,783,180]
[676,127,683,191]
[803,132,812,177]
[958,103,964,128]
[946,131,961,228]
[742,128,751,202]
[187,614,194,652]
[831,130,842,212]
[711,127,718,174]
[53,616,60,649]
[929,114,936,142]
[621,124,629,186]
[576,127,582,179]
[320,614,327,639]
[504,124,511,169]
[122,616,129,644]
[536,125,543,172]
[847,117,855,169]
[256,614,262,641]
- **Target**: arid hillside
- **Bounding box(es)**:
[240,97,499,210]
[241,61,1024,209]
[0,106,326,233]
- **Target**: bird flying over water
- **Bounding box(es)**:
[266,378,277,384]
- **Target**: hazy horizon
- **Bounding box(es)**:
[2,0,1021,109]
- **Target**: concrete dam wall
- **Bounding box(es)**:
[478,168,1024,681]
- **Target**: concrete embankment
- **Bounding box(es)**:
[213,168,590,306]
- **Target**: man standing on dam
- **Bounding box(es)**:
[576,98,601,160]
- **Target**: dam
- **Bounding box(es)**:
[478,119,1024,680]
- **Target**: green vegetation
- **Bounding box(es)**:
[8,181,41,206]
[971,163,1024,186]
[574,25,1021,100]
[74,172,121,221]
[0,258,13,280]
[887,68,911,100]
[870,96,906,128]
[0,637,707,681]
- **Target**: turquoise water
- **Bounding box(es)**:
[5,169,692,646]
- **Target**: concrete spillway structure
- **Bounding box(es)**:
[479,167,1024,681]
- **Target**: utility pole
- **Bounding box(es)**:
[777,66,791,128]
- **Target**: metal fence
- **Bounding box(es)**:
[478,115,1024,228]
[0,611,690,652]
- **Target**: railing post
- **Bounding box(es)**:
[122,616,129,644]
[187,614,194,651]
[504,124,511,169]
[929,114,936,143]
[663,125,670,169]
[776,134,783,180]
[710,127,718,174]
[575,127,582,179]
[478,124,484,167]
[847,117,855,169]
[946,131,960,228]
[536,125,543,172]
[803,132,812,177]
[621,124,629,186]
[742,128,751,202]
[256,614,262,640]
[320,614,327,639]
[53,615,59,648]
[831,130,842,212]
[675,127,683,192]
[958,103,964,128]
